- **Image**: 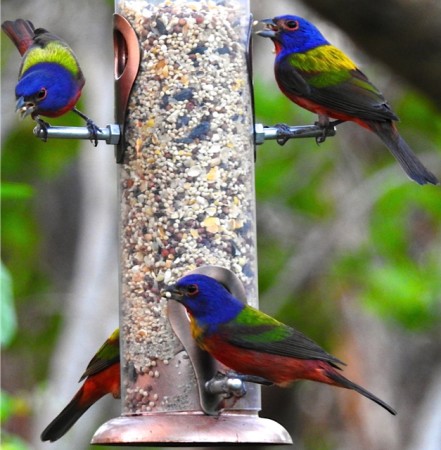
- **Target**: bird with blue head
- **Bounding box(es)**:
[257,15,439,185]
[166,273,396,415]
[2,19,100,145]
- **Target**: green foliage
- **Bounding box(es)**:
[1,182,34,200]
[1,113,80,294]
[371,185,441,254]
[396,91,441,143]
[362,262,440,329]
[363,185,441,329]
[0,390,30,426]
[1,188,46,302]
[330,184,441,330]
[1,263,16,346]
[2,119,80,180]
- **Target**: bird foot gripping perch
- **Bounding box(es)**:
[205,372,248,399]
[33,122,336,151]
[205,372,273,399]
[254,122,337,146]
[71,107,103,147]
[33,110,104,146]
[33,123,121,146]
[203,371,272,411]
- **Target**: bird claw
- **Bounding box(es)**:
[35,118,51,142]
[86,119,102,147]
[274,123,293,146]
[315,119,344,145]
[315,132,327,145]
[72,107,101,146]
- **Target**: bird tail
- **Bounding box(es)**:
[368,120,439,185]
[326,369,397,415]
[40,387,97,442]
[1,19,35,56]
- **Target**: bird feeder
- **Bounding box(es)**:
[91,0,292,446]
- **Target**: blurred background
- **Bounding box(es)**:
[1,1,440,449]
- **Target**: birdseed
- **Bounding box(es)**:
[118,0,256,414]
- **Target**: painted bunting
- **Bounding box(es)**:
[167,274,396,415]
[1,18,100,145]
[40,329,120,442]
[256,15,438,186]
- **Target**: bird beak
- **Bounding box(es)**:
[15,96,35,119]
[163,284,184,302]
[255,18,277,39]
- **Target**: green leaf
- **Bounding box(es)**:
[1,390,31,450]
[0,390,14,422]
[0,263,16,346]
[0,182,34,200]
[1,390,32,426]
[362,262,441,329]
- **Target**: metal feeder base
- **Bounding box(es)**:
[91,412,292,446]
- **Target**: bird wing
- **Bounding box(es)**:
[79,329,120,381]
[277,51,398,122]
[219,307,344,368]
[32,28,70,49]
[276,57,312,97]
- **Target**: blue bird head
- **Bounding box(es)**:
[15,62,81,119]
[257,15,329,56]
[166,274,245,329]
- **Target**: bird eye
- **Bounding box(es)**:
[186,284,199,296]
[37,88,47,100]
[285,20,299,31]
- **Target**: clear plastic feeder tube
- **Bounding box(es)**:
[117,0,258,417]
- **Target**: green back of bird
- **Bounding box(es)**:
[79,329,120,381]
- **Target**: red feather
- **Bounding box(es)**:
[40,362,120,442]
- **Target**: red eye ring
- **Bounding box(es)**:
[37,88,47,100]
[186,284,199,296]
[285,20,299,31]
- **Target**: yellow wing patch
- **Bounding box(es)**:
[290,45,357,72]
